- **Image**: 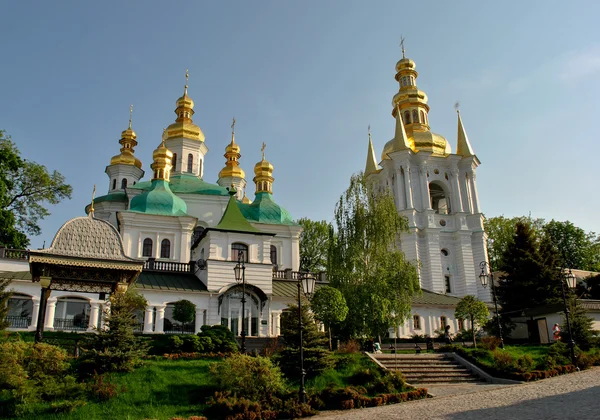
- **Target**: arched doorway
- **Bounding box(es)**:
[218,285,267,337]
[6,294,33,328]
[54,297,91,331]
[429,182,451,214]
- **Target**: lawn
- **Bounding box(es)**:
[31,358,217,420]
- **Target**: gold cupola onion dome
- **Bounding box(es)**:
[218,119,246,179]
[165,70,205,143]
[110,105,143,169]
[253,142,274,194]
[151,139,174,182]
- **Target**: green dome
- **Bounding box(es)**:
[129,179,188,216]
[239,192,297,226]
[130,173,229,196]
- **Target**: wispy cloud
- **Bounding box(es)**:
[558,47,600,80]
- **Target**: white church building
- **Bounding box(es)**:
[0,52,490,340]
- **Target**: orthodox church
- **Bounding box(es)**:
[0,49,490,340]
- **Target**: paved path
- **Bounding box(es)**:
[314,367,600,420]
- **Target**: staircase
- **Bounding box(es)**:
[373,353,486,385]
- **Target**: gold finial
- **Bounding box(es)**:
[90,184,96,215]
[128,104,133,129]
[231,117,236,134]
[454,101,460,114]
[261,142,266,160]
[400,36,406,58]
[184,69,189,95]
[368,124,371,140]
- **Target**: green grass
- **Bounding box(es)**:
[460,344,550,371]
[30,358,217,420]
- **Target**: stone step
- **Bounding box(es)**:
[393,367,471,373]
[380,362,461,368]
[408,377,485,384]
[404,372,474,378]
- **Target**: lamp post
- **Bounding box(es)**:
[233,250,246,354]
[560,269,577,367]
[479,261,505,349]
[298,256,316,404]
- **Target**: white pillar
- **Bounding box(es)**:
[45,299,57,330]
[460,171,471,213]
[275,312,281,336]
[88,302,100,331]
[30,300,40,330]
[195,308,204,334]
[403,165,414,209]
[469,171,481,213]
[450,168,463,212]
[143,307,154,333]
[419,164,430,210]
[395,169,406,210]
[155,306,165,333]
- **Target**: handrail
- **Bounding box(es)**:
[0,248,29,260]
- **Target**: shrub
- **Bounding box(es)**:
[173,300,197,326]
[492,349,514,372]
[89,374,126,402]
[479,336,502,351]
[50,399,86,413]
[337,339,361,353]
[273,347,335,380]
[438,344,463,353]
[514,354,535,373]
[198,325,238,353]
[209,354,287,402]
[548,341,570,366]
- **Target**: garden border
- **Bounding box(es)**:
[448,352,522,385]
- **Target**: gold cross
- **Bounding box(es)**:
[368,125,371,139]
[261,142,266,160]
[129,104,133,129]
[400,36,406,58]
[231,117,236,133]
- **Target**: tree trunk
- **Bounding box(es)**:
[471,316,476,348]
[328,324,332,351]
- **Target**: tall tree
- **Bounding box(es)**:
[328,172,420,341]
[310,285,348,350]
[543,220,600,271]
[297,218,331,272]
[497,222,562,316]
[454,295,489,347]
[0,131,72,248]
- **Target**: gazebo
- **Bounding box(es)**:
[28,213,144,342]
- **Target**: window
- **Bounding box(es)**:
[172,153,177,171]
[187,153,193,173]
[160,239,171,259]
[270,245,277,266]
[413,315,421,330]
[458,318,465,331]
[440,316,447,329]
[412,110,418,123]
[232,242,248,262]
[121,178,128,189]
[142,238,153,257]
[420,110,425,123]
[441,249,449,257]
[192,226,205,245]
[404,110,411,124]
[429,182,451,214]
[445,275,451,293]
[112,179,116,190]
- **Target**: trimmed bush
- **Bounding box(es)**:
[492,350,515,372]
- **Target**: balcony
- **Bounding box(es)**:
[53,317,89,331]
[0,248,29,260]
[5,316,32,329]
[143,258,194,273]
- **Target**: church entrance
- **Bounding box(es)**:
[220,289,260,337]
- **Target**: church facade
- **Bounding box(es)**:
[1,51,489,340]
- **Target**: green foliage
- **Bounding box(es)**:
[543,219,600,271]
[280,303,328,349]
[172,299,196,326]
[0,131,72,247]
[77,289,148,376]
[497,222,563,315]
[198,324,239,353]
[209,353,287,401]
[273,347,336,380]
[297,218,331,272]
[328,172,420,340]
[514,354,536,373]
[0,279,12,331]
[0,340,85,418]
[562,297,597,350]
[310,285,348,350]
[454,295,489,347]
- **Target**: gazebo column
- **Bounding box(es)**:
[155,305,166,333]
[30,298,40,331]
[88,302,100,331]
[44,299,57,330]
[34,276,52,343]
[195,308,204,334]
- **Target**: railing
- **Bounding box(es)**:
[164,324,195,334]
[272,269,327,282]
[144,258,193,273]
[5,316,31,328]
[53,318,89,331]
[0,247,29,260]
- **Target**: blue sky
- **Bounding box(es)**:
[2,1,600,249]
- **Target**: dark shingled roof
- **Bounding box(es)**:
[134,271,207,292]
[412,290,464,306]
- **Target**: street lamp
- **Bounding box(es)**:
[298,256,316,404]
[560,268,577,367]
[479,261,505,349]
[233,250,246,354]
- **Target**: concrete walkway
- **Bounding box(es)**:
[314,367,600,420]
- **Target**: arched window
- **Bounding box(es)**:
[412,110,418,123]
[413,315,421,330]
[440,316,447,329]
[121,178,128,189]
[187,153,193,173]
[404,111,411,124]
[420,110,426,123]
[160,239,171,259]
[142,238,153,257]
[429,182,451,214]
[270,245,277,266]
[232,242,248,262]
[112,179,116,190]
[441,249,449,257]
[172,153,177,171]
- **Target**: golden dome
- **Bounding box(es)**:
[109,108,142,169]
[395,57,416,72]
[165,70,205,143]
[219,125,245,179]
[151,140,174,181]
[241,189,252,204]
[381,131,450,160]
[253,143,274,194]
